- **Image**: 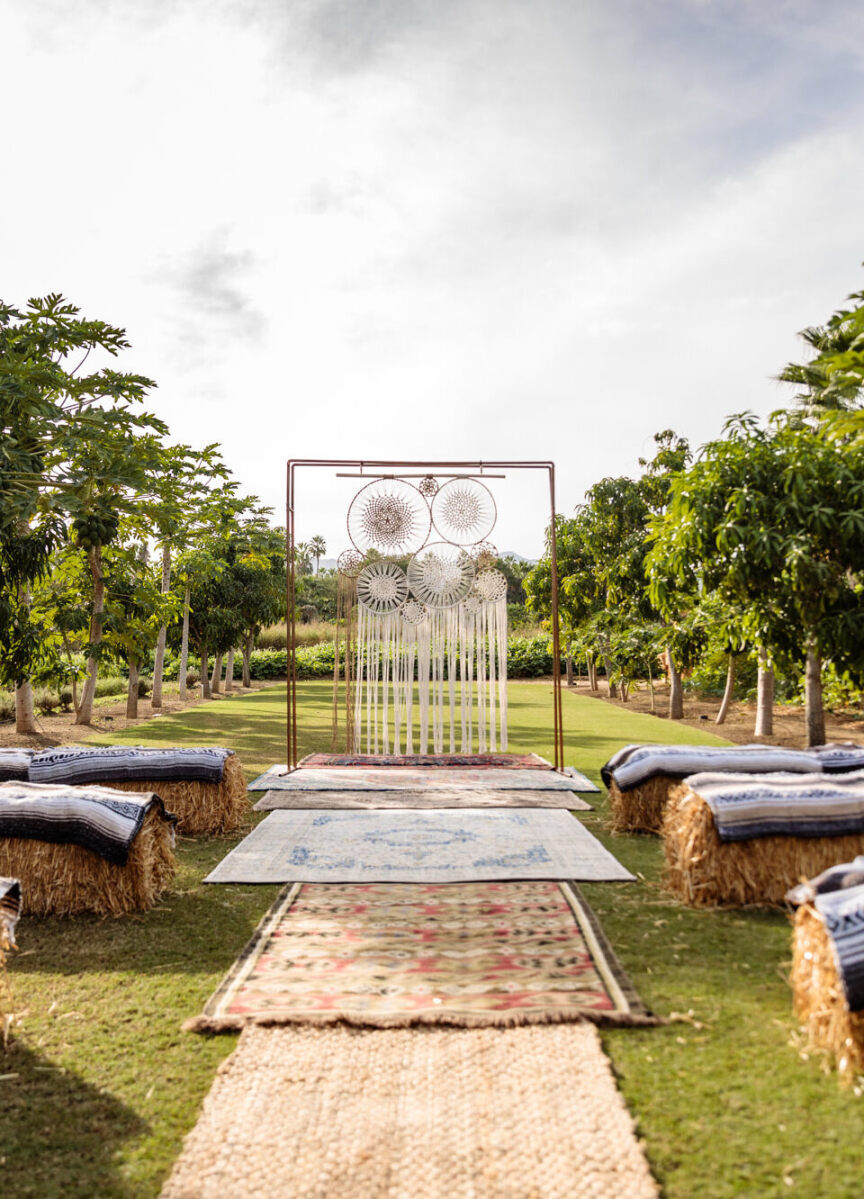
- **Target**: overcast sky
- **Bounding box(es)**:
[3,0,864,556]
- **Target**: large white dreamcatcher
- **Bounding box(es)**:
[431,478,497,546]
[407,542,476,608]
[347,479,431,556]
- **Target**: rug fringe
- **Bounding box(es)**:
[183,1007,664,1034]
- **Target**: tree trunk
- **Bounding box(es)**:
[224,648,235,693]
[587,655,598,692]
[15,681,38,735]
[126,655,139,719]
[668,650,684,719]
[242,632,253,688]
[211,652,223,695]
[75,545,105,724]
[716,654,736,725]
[565,639,573,687]
[620,679,629,702]
[755,649,774,736]
[178,581,191,700]
[602,654,617,699]
[151,543,171,709]
[805,645,826,748]
[647,659,656,714]
[200,637,211,699]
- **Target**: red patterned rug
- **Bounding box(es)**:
[298,752,552,769]
[188,881,655,1031]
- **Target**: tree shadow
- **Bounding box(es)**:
[0,1040,148,1198]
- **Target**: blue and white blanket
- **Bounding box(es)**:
[0,782,177,865]
[0,876,21,948]
[29,746,233,786]
[0,749,35,782]
[812,743,864,773]
[687,770,864,843]
[788,858,864,1011]
[600,744,822,791]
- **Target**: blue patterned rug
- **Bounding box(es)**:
[204,809,634,884]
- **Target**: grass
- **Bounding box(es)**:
[2,681,863,1196]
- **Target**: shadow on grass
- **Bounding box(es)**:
[0,1041,148,1199]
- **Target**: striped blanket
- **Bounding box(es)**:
[600,744,822,791]
[0,876,21,948]
[688,770,864,842]
[788,858,864,1011]
[786,856,864,906]
[813,743,864,773]
[29,745,233,786]
[0,782,177,865]
[0,750,34,782]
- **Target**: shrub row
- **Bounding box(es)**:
[246,636,563,682]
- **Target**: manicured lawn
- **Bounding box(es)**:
[2,682,863,1196]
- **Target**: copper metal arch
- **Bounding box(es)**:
[286,460,564,771]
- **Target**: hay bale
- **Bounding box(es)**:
[104,754,249,835]
[662,784,864,908]
[608,775,676,834]
[0,806,176,917]
[791,903,864,1081]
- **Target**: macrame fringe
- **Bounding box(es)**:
[339,595,509,756]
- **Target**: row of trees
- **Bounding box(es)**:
[526,278,864,746]
[1,295,286,733]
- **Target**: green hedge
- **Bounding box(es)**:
[248,636,561,681]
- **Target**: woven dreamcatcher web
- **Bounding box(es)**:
[407,542,476,608]
[431,478,497,546]
[348,479,431,556]
[356,561,409,614]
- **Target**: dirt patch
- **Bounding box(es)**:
[568,679,864,749]
[0,680,279,749]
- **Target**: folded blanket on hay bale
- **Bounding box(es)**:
[788,859,864,1081]
[0,876,20,1037]
[662,771,864,908]
[29,746,248,836]
[0,783,177,916]
[0,750,34,782]
[603,744,824,835]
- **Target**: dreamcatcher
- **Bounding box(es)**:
[333,474,508,754]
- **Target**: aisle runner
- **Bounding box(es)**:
[204,809,634,884]
[188,881,655,1030]
[160,1024,659,1199]
[247,765,599,792]
[255,787,593,811]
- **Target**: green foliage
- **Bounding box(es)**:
[295,570,338,622]
[0,690,16,722]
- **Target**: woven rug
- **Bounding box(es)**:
[247,765,599,792]
[204,809,634,884]
[299,752,552,769]
[188,880,654,1031]
[160,1023,659,1199]
[254,786,593,811]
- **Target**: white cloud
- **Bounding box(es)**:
[2,0,863,553]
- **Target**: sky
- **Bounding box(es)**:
[3,0,864,557]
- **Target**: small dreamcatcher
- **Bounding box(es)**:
[475,568,508,603]
[400,598,428,625]
[348,479,431,556]
[431,478,496,546]
[407,542,476,608]
[471,541,498,569]
[418,475,439,498]
[356,560,409,614]
[336,548,366,578]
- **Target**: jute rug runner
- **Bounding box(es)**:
[204,809,634,884]
[188,881,655,1031]
[246,765,599,793]
[160,1023,659,1199]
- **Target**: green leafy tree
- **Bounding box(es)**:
[647,413,864,745]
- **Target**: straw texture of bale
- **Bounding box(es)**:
[103,754,248,835]
[608,775,676,834]
[0,807,176,917]
[662,783,864,908]
[791,903,864,1081]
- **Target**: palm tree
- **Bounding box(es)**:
[309,534,327,574]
